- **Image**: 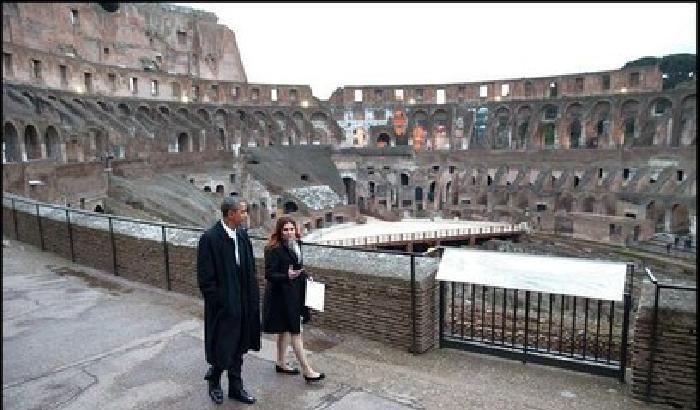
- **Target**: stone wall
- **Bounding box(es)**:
[632,280,697,409]
[1,195,440,352]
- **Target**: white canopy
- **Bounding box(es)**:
[436,248,627,301]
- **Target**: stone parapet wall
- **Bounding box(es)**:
[1,195,439,352]
[631,280,697,409]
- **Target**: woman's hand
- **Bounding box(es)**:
[288,267,302,280]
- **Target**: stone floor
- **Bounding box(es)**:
[3,237,667,410]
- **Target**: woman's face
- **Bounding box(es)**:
[281,222,296,241]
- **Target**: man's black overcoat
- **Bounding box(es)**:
[262,242,311,334]
[197,221,261,369]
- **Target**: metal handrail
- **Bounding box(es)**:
[2,192,437,355]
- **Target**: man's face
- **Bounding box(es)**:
[227,202,248,228]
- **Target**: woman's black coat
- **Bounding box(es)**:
[262,241,311,334]
[197,222,261,369]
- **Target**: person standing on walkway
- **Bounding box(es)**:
[197,196,261,405]
[262,216,325,383]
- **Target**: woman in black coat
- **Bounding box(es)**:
[263,216,325,382]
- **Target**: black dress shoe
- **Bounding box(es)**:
[304,372,326,383]
[204,368,224,405]
[229,388,256,404]
[207,381,224,404]
[275,364,301,375]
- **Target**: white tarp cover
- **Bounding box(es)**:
[436,248,627,301]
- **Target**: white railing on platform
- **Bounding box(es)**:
[315,222,527,246]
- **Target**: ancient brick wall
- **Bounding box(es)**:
[631,281,697,409]
[2,198,439,352]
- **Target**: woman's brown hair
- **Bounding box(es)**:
[265,216,301,250]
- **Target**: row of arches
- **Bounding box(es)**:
[345,93,696,151]
[3,123,61,162]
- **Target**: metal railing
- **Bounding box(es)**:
[439,257,634,380]
[315,222,527,246]
[2,193,433,354]
[643,267,697,400]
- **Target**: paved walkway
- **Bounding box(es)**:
[3,237,665,410]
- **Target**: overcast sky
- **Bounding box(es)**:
[177,2,696,99]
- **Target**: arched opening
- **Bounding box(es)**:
[177,132,189,152]
[428,181,436,203]
[517,122,529,149]
[117,103,131,116]
[445,181,452,205]
[24,125,41,160]
[582,197,596,213]
[377,133,390,147]
[412,110,429,151]
[494,108,510,149]
[342,177,356,205]
[603,196,616,216]
[197,108,210,122]
[555,195,572,212]
[670,204,689,234]
[679,95,696,146]
[310,112,329,145]
[432,109,449,149]
[542,123,555,147]
[97,101,112,112]
[44,126,61,161]
[215,185,224,194]
[646,201,665,232]
[624,118,635,145]
[569,120,582,148]
[137,105,151,119]
[284,201,298,214]
[3,122,20,162]
[415,186,423,201]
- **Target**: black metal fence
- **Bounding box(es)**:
[642,267,697,400]
[439,262,634,380]
[2,193,432,353]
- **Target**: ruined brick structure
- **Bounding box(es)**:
[2,2,696,246]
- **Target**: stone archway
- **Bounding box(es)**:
[44,125,61,161]
[284,201,298,214]
[3,122,20,162]
[342,177,356,205]
[24,125,41,160]
[670,204,689,234]
[177,132,190,152]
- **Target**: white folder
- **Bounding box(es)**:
[305,279,325,312]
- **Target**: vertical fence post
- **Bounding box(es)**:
[523,290,530,363]
[109,217,118,276]
[66,209,75,262]
[438,280,444,348]
[36,203,45,251]
[162,225,171,291]
[629,264,635,295]
[645,285,660,396]
[620,293,631,383]
[410,253,416,354]
[12,198,19,240]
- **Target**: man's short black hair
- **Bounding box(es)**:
[221,196,245,217]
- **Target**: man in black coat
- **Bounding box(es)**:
[197,196,261,405]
